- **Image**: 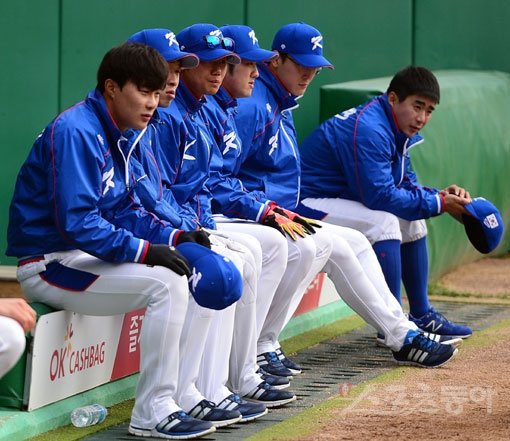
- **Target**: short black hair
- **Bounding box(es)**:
[96,42,168,93]
[387,66,440,104]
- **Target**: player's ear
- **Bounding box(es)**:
[104,79,117,100]
[388,91,399,106]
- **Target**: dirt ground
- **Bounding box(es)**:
[282,254,510,441]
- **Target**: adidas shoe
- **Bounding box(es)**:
[257,351,293,378]
[188,399,241,427]
[243,381,297,408]
[276,347,302,374]
[409,306,472,338]
[258,369,291,389]
[376,331,463,348]
[392,331,458,368]
[128,410,216,439]
[216,393,268,423]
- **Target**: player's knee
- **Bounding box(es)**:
[0,322,26,375]
[373,212,402,241]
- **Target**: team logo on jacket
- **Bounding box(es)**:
[222,131,239,156]
[311,35,323,51]
[102,167,115,195]
[183,139,197,161]
[268,130,279,156]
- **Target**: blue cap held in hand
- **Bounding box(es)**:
[462,197,504,254]
[128,28,199,68]
[176,24,240,65]
[220,25,277,62]
[176,242,243,310]
[272,22,334,69]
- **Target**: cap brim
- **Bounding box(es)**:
[289,53,334,69]
[169,54,199,69]
[195,50,240,65]
[238,48,278,63]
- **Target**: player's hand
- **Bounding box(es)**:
[0,298,37,333]
[176,229,211,249]
[262,211,308,241]
[143,244,191,277]
[442,193,471,222]
[273,206,322,235]
[441,184,471,201]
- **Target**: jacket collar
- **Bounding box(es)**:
[258,63,299,112]
[379,93,423,151]
[176,81,207,115]
[214,86,237,111]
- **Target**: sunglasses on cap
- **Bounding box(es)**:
[187,34,235,52]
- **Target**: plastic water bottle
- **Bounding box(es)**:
[70,404,108,427]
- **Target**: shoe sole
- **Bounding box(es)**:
[394,347,458,369]
[207,415,242,428]
[285,367,302,375]
[243,394,297,408]
[239,408,269,423]
[128,424,216,440]
[268,383,291,390]
[377,337,464,349]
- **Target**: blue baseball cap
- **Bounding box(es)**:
[272,22,334,69]
[176,24,240,65]
[128,29,199,69]
[176,242,243,310]
[462,197,504,254]
[220,25,277,62]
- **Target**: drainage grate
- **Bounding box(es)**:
[82,301,510,441]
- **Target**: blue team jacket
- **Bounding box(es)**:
[203,87,271,222]
[234,64,302,210]
[299,94,442,221]
[162,82,218,229]
[7,89,179,262]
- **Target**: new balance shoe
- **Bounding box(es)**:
[376,331,463,348]
[216,393,268,423]
[392,330,458,368]
[257,351,293,378]
[188,399,241,427]
[409,306,472,338]
[128,410,216,439]
[275,347,302,374]
[243,381,297,408]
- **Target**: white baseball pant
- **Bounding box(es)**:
[16,249,189,429]
[0,315,26,379]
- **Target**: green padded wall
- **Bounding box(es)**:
[414,0,510,72]
[0,1,60,265]
[318,71,510,280]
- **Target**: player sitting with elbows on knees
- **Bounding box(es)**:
[299,66,473,340]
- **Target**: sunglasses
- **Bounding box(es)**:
[187,34,235,52]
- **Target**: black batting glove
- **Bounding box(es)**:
[176,229,211,249]
[143,244,191,277]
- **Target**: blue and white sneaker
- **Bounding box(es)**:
[216,393,268,423]
[257,351,293,378]
[275,347,302,375]
[128,410,216,439]
[409,306,472,339]
[187,399,241,427]
[258,368,291,389]
[243,381,296,408]
[376,331,463,348]
[392,330,458,368]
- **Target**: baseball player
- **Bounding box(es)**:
[299,65,473,339]
[232,23,459,368]
[7,43,216,439]
[0,298,36,379]
[127,26,293,422]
